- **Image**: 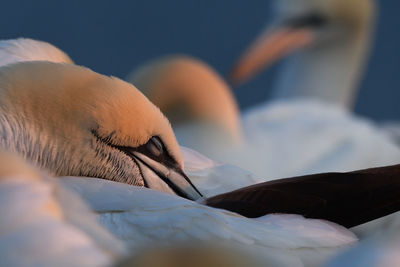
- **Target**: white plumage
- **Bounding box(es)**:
[0,151,126,267]
[60,175,357,267]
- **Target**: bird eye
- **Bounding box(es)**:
[146,136,163,157]
[286,13,328,29]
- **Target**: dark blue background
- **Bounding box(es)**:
[1,0,399,121]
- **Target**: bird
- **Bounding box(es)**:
[226,0,400,177]
[229,0,376,110]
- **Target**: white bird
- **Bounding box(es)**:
[230,0,375,110]
[227,0,400,177]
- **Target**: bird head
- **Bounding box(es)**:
[229,0,376,85]
[127,55,242,145]
[0,61,202,200]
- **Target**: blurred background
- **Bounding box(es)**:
[1,0,399,121]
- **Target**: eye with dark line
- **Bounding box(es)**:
[146,136,164,157]
[91,129,173,165]
[285,13,328,29]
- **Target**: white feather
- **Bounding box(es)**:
[60,176,357,266]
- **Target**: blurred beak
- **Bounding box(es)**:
[133,152,203,201]
[228,14,326,86]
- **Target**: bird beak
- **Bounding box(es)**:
[229,14,326,86]
[132,152,203,201]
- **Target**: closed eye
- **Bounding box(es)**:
[91,129,179,169]
[146,136,164,157]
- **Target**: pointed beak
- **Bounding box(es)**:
[133,152,203,201]
[229,14,327,86]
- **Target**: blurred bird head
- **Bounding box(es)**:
[0,62,202,200]
[229,0,376,86]
[127,55,242,145]
[116,243,264,267]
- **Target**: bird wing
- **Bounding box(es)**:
[205,164,400,228]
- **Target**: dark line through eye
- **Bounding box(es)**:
[285,13,328,29]
[90,129,180,171]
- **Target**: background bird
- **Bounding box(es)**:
[230,0,376,110]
